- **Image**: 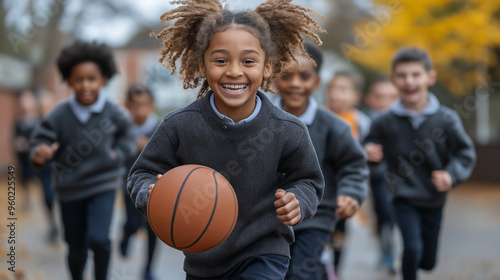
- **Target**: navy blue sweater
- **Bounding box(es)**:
[365,106,476,208]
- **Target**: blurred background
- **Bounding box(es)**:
[0,0,499,279]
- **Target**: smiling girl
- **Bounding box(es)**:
[128,0,325,279]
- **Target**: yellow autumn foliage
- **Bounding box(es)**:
[346,0,500,95]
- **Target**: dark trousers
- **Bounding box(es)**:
[370,173,395,253]
[393,200,443,280]
[39,164,55,211]
[332,218,346,271]
[18,152,55,211]
[18,151,36,182]
[186,255,289,280]
[122,189,157,270]
[287,229,330,280]
[371,173,395,232]
[60,190,116,280]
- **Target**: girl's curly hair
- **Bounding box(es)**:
[154,0,324,98]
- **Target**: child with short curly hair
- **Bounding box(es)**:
[30,41,136,280]
[128,0,325,279]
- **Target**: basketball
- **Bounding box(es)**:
[147,164,238,253]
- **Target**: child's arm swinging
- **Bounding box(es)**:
[30,111,60,168]
[111,108,137,163]
[275,126,324,225]
[439,110,476,189]
[330,129,369,219]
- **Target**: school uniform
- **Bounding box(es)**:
[128,91,325,279]
[329,107,371,272]
[273,96,369,280]
[365,107,397,270]
[121,113,159,275]
[123,114,159,237]
[364,93,476,280]
[16,116,54,210]
[30,94,136,280]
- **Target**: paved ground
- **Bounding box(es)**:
[1,179,499,280]
[341,183,500,280]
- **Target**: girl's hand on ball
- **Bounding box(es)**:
[274,189,301,226]
[147,174,163,199]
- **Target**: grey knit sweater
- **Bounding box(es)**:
[293,108,369,233]
[365,106,476,208]
[30,100,136,202]
[128,91,324,277]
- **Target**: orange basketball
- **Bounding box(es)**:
[147,164,238,253]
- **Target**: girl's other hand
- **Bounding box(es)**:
[274,188,301,226]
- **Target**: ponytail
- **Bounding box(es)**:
[255,0,324,92]
[153,0,223,96]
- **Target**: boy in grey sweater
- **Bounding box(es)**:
[30,41,135,280]
[364,47,476,280]
[273,43,369,280]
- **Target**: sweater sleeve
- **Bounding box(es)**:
[111,107,136,164]
[444,111,476,186]
[127,117,180,216]
[29,110,59,169]
[363,117,384,146]
[278,126,325,223]
[329,129,369,206]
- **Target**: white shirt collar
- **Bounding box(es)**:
[392,92,440,117]
[68,93,106,123]
[131,113,158,136]
[209,93,262,125]
[392,92,440,129]
[272,95,318,126]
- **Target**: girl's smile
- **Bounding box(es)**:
[199,26,272,124]
[220,83,249,95]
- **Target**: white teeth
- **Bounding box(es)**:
[222,84,247,93]
[223,84,247,90]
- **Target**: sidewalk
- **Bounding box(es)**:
[340,183,500,280]
[1,180,499,280]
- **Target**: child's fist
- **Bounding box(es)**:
[147,174,163,199]
[336,195,359,219]
[109,150,117,161]
[274,189,301,226]
[32,142,59,165]
[365,143,383,163]
[432,170,452,192]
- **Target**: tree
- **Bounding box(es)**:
[344,0,500,96]
[1,0,135,88]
